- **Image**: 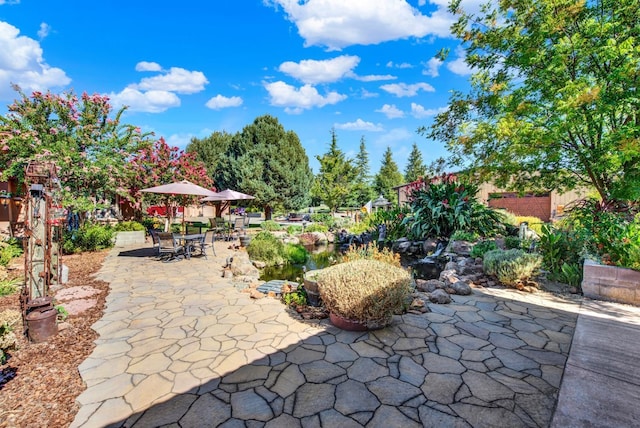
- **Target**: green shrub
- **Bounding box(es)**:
[261,220,282,231]
[284,243,308,264]
[483,249,542,287]
[304,223,328,233]
[405,174,504,240]
[470,240,497,258]
[0,278,21,297]
[451,230,479,242]
[0,309,21,364]
[282,284,307,306]
[538,223,586,281]
[62,223,114,254]
[0,239,23,267]
[113,221,146,232]
[310,213,336,228]
[318,259,412,327]
[246,231,285,266]
[286,225,302,235]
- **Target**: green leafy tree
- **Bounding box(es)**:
[186,131,233,183]
[312,129,357,213]
[374,147,404,204]
[426,0,640,204]
[216,115,312,220]
[0,86,151,211]
[350,136,375,207]
[404,142,427,183]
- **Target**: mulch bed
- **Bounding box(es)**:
[0,250,109,428]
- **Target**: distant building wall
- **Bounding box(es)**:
[394,179,590,222]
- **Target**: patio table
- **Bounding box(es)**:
[174,233,205,259]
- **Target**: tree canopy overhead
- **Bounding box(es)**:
[426,0,640,203]
[0,87,153,211]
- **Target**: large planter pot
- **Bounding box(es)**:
[303,270,323,307]
[329,312,389,331]
[582,259,640,306]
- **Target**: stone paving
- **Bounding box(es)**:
[71,244,582,428]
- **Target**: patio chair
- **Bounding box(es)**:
[157,232,185,262]
[201,229,217,257]
[232,217,246,240]
[210,217,229,241]
[148,228,161,256]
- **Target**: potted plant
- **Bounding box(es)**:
[317,259,412,331]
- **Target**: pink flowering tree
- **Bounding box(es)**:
[123,137,214,225]
[0,86,152,213]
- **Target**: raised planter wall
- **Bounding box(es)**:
[114,231,146,247]
[582,259,640,306]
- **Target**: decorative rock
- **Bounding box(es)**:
[451,281,472,296]
[409,298,429,313]
[393,238,412,253]
[429,289,452,304]
[311,232,328,245]
[444,261,458,272]
[415,279,446,293]
[252,260,267,269]
[448,240,473,256]
[249,289,265,299]
[439,269,459,284]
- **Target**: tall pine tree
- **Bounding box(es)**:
[350,136,375,207]
[311,129,356,213]
[404,142,427,183]
[374,146,404,204]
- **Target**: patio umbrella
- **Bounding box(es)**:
[201,188,255,222]
[141,180,218,231]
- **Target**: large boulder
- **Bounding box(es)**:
[428,289,452,304]
[450,280,472,296]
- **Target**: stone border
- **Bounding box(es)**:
[582,259,640,306]
[113,230,146,247]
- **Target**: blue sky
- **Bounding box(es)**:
[0,0,479,174]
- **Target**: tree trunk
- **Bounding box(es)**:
[264,205,272,221]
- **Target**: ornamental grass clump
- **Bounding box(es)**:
[317,259,411,328]
[483,249,542,288]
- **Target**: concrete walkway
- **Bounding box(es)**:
[551,299,640,427]
[68,244,633,427]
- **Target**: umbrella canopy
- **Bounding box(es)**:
[201,189,255,202]
[201,189,255,221]
[141,180,217,231]
[140,180,218,197]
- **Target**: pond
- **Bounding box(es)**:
[259,244,338,282]
[258,242,438,282]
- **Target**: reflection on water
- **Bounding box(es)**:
[259,244,338,282]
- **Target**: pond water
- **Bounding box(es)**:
[259,244,338,282]
[258,243,432,282]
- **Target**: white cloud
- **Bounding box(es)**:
[422,57,443,77]
[334,118,384,132]
[446,46,473,76]
[205,94,243,110]
[355,74,396,82]
[134,67,208,94]
[411,102,447,118]
[376,104,404,119]
[135,61,162,72]
[37,22,50,39]
[264,81,346,113]
[0,1,20,5]
[380,82,435,97]
[108,87,180,113]
[359,89,379,99]
[386,61,413,69]
[278,55,359,84]
[267,0,454,50]
[0,21,70,101]
[373,127,414,149]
